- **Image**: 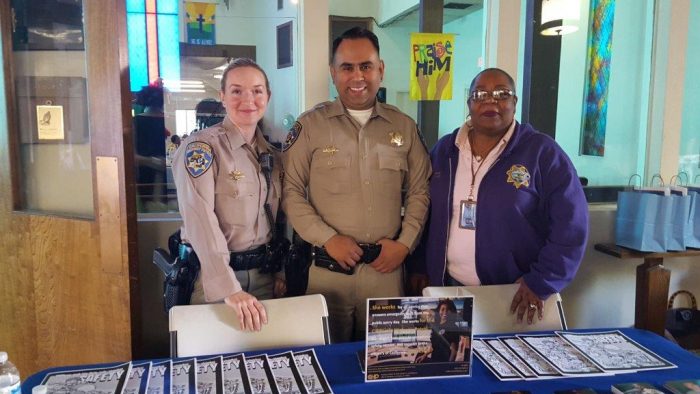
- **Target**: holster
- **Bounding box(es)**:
[153,230,201,312]
[285,234,312,297]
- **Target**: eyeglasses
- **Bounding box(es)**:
[469,89,515,102]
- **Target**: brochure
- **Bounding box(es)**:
[516,333,606,376]
[557,330,676,372]
[245,354,279,394]
[268,351,307,394]
[365,296,474,382]
[292,349,333,394]
[472,339,522,381]
[664,379,700,394]
[482,338,537,379]
[147,360,172,394]
[125,362,151,394]
[611,382,664,394]
[222,354,253,394]
[172,358,197,394]
[40,361,132,394]
[197,356,224,394]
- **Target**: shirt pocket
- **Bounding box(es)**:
[376,150,408,200]
[215,177,257,199]
[310,153,352,194]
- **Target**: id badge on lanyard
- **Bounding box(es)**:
[459,199,477,229]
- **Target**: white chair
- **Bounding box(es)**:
[169,294,330,357]
[423,284,566,335]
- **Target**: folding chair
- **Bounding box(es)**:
[423,283,566,335]
[169,294,330,357]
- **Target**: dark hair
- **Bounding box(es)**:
[468,67,516,93]
[436,299,457,313]
[330,27,380,64]
[135,84,164,108]
[220,58,271,96]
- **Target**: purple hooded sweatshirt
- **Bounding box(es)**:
[408,122,589,298]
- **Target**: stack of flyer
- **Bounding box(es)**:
[38,349,333,394]
[364,296,475,382]
[472,330,676,380]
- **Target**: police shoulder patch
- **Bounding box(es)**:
[283,121,302,152]
[184,141,214,178]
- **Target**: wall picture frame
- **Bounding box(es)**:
[277,21,293,69]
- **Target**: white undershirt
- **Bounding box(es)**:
[446,121,515,285]
[346,108,373,127]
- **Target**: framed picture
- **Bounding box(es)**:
[277,21,293,69]
[11,0,85,51]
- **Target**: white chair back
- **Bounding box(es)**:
[423,284,566,335]
[169,294,330,357]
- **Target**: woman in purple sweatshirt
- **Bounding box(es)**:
[408,68,588,325]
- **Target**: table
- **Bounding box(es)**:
[594,243,700,336]
[23,328,700,394]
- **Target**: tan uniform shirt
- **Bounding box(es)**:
[283,99,431,251]
[172,117,282,302]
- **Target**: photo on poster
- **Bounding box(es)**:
[245,355,279,394]
[197,356,224,394]
[172,358,197,394]
[292,349,333,394]
[664,379,700,394]
[472,339,522,381]
[557,330,676,372]
[40,362,132,394]
[365,296,473,382]
[483,338,537,379]
[499,336,560,377]
[268,351,307,394]
[516,334,606,376]
[222,354,253,394]
[147,360,172,394]
[125,362,151,394]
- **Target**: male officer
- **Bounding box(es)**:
[283,27,431,342]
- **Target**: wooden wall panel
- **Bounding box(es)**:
[0,0,136,377]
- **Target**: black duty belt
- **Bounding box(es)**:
[313,243,382,275]
[229,244,268,271]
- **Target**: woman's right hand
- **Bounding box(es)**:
[224,291,268,331]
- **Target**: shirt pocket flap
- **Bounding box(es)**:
[378,154,408,172]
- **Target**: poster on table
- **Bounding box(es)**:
[365,296,473,382]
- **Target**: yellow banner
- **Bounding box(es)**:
[410,33,455,101]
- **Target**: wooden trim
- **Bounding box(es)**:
[0,2,24,210]
[84,0,141,357]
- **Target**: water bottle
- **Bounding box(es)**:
[0,352,20,394]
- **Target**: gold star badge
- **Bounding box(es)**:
[322,146,339,155]
[506,164,531,189]
[389,132,404,147]
[229,170,245,181]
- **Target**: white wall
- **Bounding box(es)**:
[440,7,484,137]
[563,206,700,329]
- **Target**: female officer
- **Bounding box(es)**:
[172,58,285,331]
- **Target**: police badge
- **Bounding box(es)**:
[283,121,302,152]
[506,164,531,189]
[184,141,213,178]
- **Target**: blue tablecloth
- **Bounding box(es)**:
[23,328,700,394]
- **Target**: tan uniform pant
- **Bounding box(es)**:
[306,262,403,343]
[190,269,274,304]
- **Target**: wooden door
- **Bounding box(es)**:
[0,0,139,376]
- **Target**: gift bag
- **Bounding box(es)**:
[667,191,692,251]
[687,188,700,248]
[666,290,700,349]
[615,190,672,252]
